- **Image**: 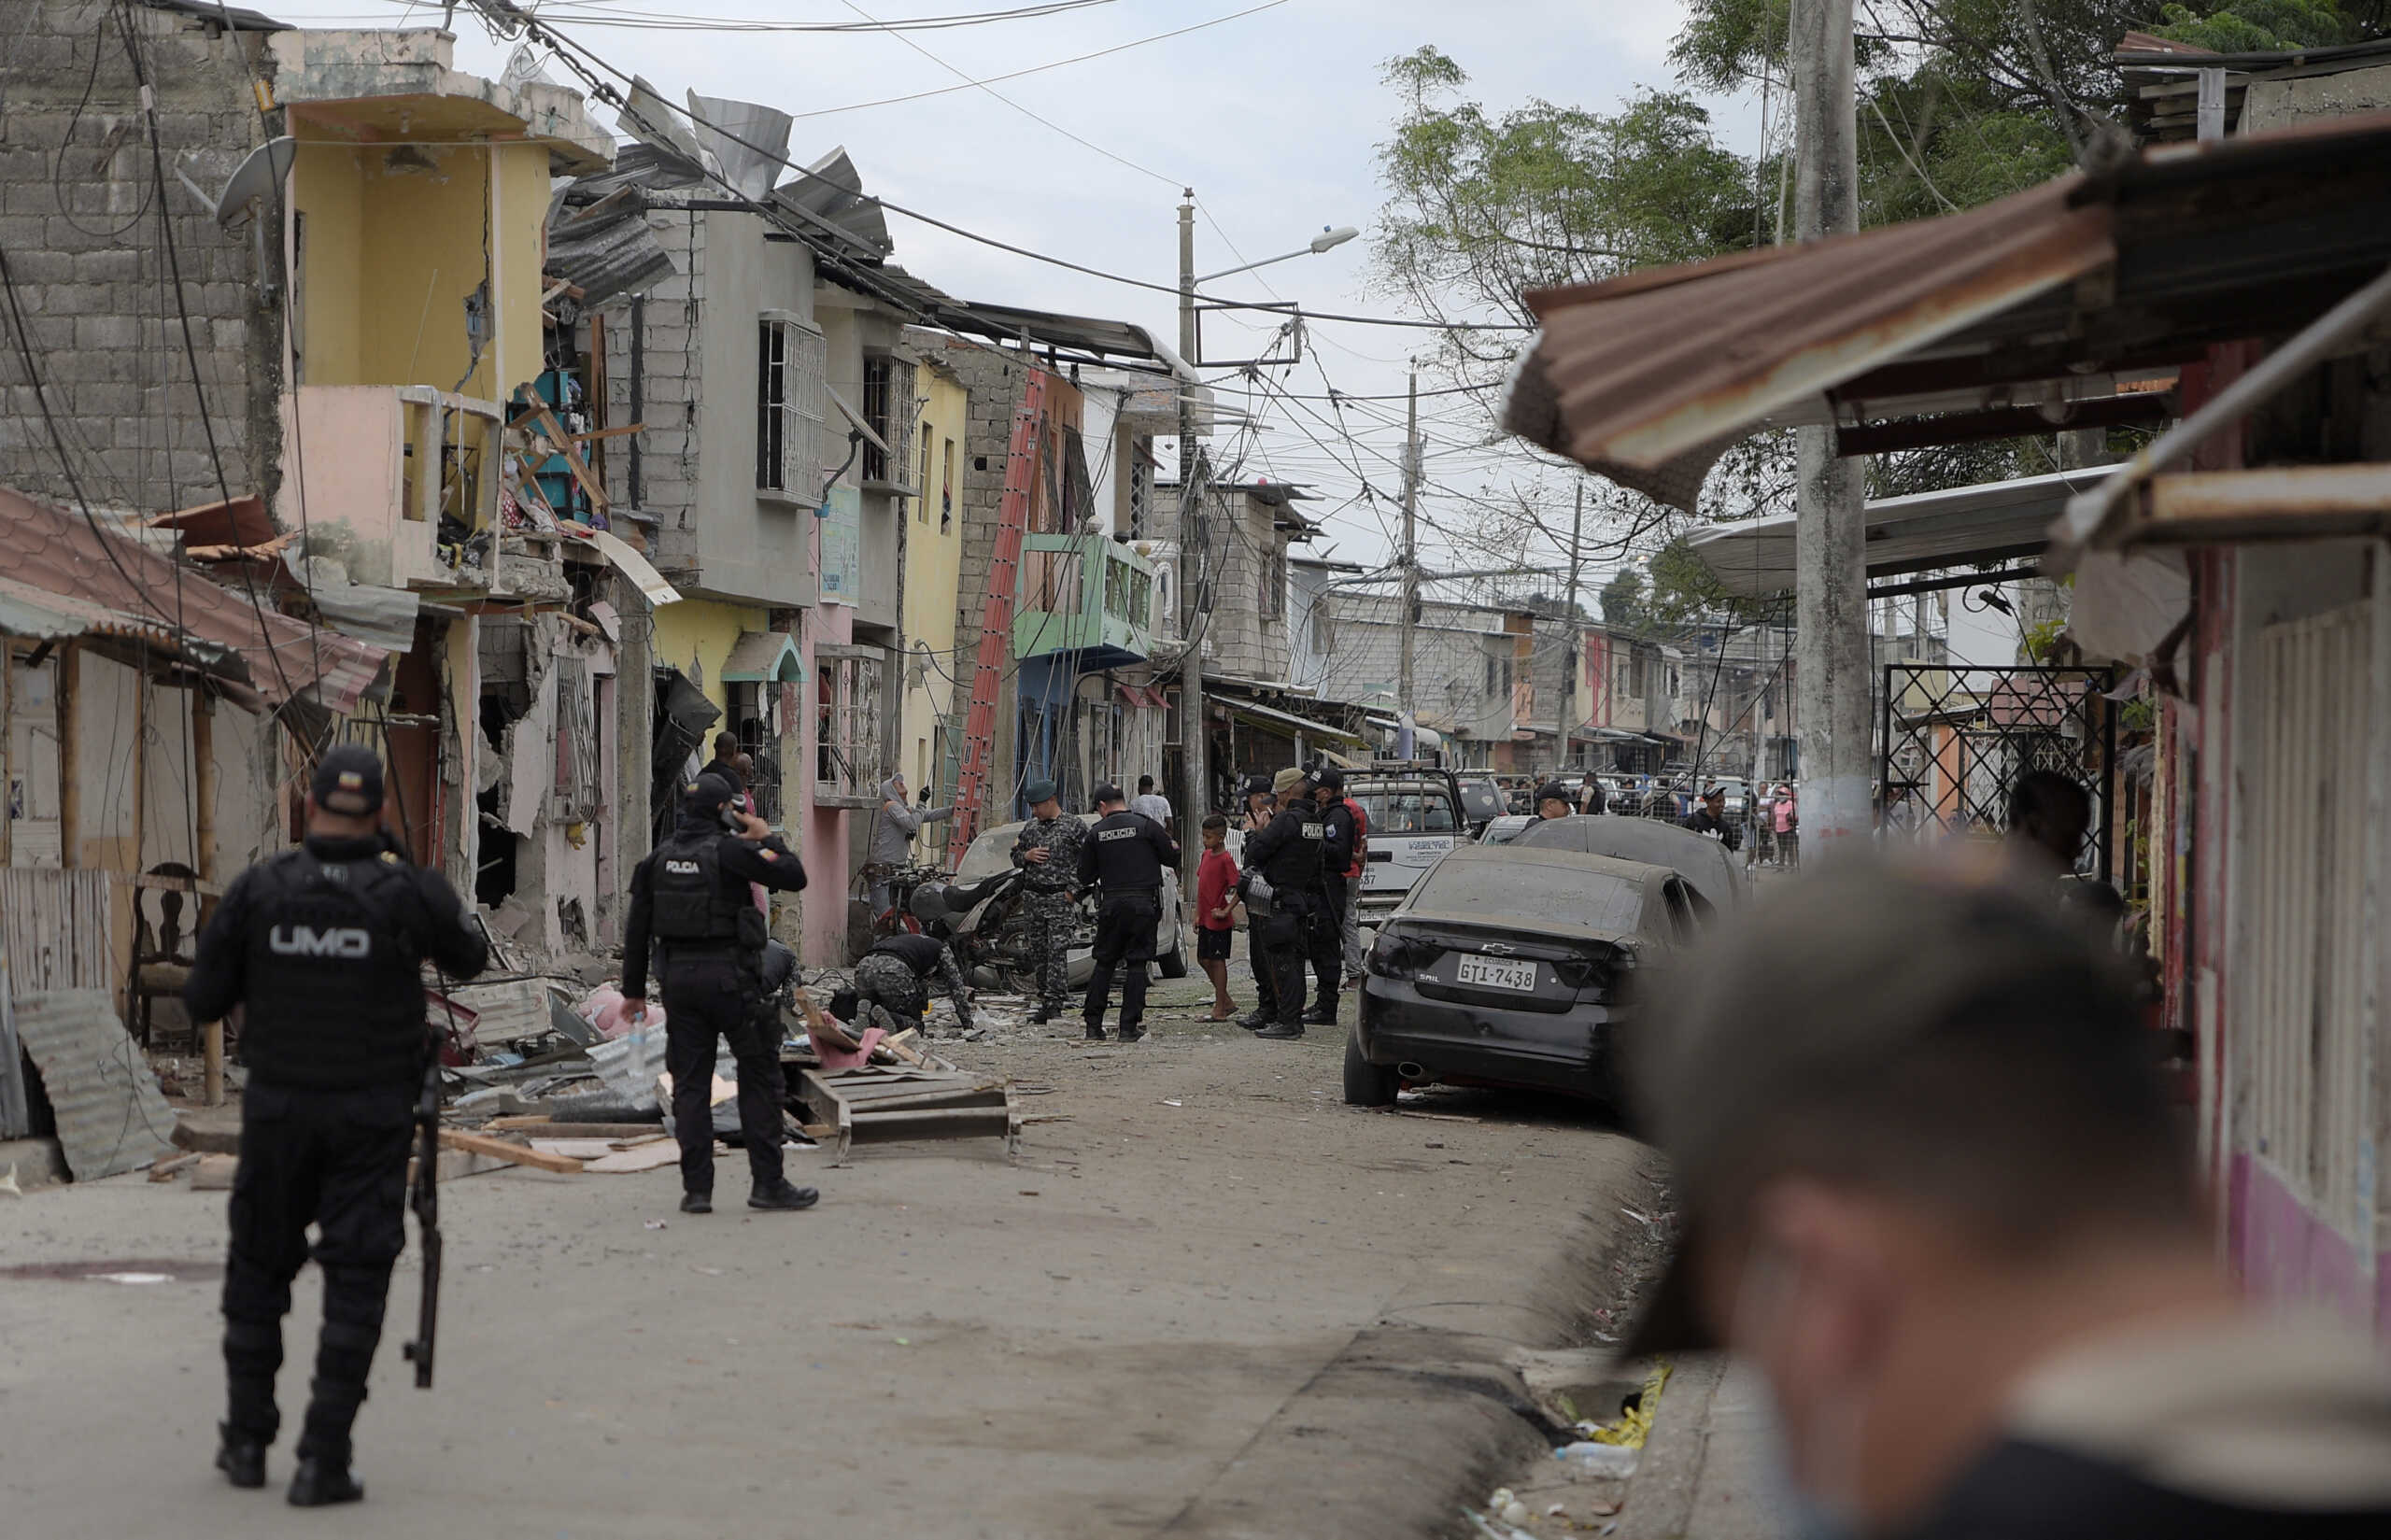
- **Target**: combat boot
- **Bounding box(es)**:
[1301,1002,1338,1025]
[1028,1005,1054,1024]
[1083,1022,1108,1041]
[1254,1022,1306,1040]
[1118,1024,1145,1044]
[680,1192,712,1215]
[215,1424,265,1490]
[748,1181,819,1211]
[287,1457,362,1507]
[1236,1009,1270,1031]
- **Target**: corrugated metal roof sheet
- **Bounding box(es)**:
[0,486,387,711]
[1687,467,2118,598]
[11,990,178,1181]
[546,187,680,307]
[1507,112,2391,510]
[1503,178,2110,510]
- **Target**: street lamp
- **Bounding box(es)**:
[1175,196,1353,887]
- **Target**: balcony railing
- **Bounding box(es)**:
[1014,533,1154,667]
[278,385,502,593]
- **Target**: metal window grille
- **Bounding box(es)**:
[1877,664,2115,879]
[757,321,787,491]
[551,657,601,819]
[861,356,918,489]
[2242,602,2371,1234]
[814,650,886,799]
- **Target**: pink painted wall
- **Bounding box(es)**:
[2228,1153,2381,1333]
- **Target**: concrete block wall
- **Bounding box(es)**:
[0,2,283,512]
[936,336,1037,809]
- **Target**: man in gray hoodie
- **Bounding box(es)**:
[865,773,952,916]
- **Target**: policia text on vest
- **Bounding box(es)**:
[619,771,816,1218]
[182,745,489,1507]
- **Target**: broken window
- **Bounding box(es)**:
[757,312,825,494]
[814,646,885,802]
[860,353,918,490]
[552,657,601,820]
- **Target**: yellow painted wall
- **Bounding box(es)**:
[653,599,771,713]
[292,139,551,399]
[900,364,969,800]
[291,144,364,384]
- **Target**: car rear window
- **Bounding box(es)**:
[1409,859,1646,932]
[1356,788,1459,834]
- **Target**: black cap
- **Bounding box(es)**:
[1091,782,1125,807]
[683,772,735,813]
[1314,767,1344,792]
[1241,773,1274,798]
[1534,782,1571,806]
[311,745,385,816]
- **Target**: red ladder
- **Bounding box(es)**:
[946,367,1047,861]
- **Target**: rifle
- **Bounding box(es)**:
[400,1062,441,1389]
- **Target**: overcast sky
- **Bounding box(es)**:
[265,0,1759,592]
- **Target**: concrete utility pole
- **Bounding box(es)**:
[1176,189,1206,884]
[1396,368,1420,751]
[1554,479,1585,774]
[1790,0,1872,850]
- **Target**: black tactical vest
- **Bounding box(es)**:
[239,849,428,1091]
[648,833,764,950]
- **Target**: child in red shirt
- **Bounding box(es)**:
[1195,813,1240,1021]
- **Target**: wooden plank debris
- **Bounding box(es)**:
[437,1129,584,1174]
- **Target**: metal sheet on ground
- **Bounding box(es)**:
[10,990,178,1180]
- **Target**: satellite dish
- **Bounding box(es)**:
[175,135,295,226]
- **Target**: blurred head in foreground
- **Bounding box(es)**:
[1629,854,2391,1537]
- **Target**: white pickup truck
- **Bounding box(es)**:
[1345,762,1467,920]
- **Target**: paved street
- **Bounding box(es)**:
[1,982,1662,1540]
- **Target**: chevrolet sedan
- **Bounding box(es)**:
[1344,843,1710,1107]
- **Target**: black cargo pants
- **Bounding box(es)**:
[1082,890,1160,1032]
[659,950,787,1197]
[1260,889,1338,1028]
[221,1079,413,1464]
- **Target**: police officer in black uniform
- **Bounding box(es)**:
[1077,782,1179,1043]
[1241,765,1335,1039]
[620,772,815,1217]
[184,745,488,1507]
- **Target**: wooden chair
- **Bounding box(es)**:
[131,862,202,1049]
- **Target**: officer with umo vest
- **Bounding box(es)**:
[1076,781,1180,1043]
[183,745,488,1508]
[620,772,814,1217]
[1240,765,1334,1039]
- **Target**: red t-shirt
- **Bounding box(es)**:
[1196,847,1239,930]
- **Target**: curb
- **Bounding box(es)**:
[1156,1166,1655,1539]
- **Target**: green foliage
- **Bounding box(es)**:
[1601,567,1650,628]
[2150,0,2356,49]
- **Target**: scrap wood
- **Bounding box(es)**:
[437,1129,583,1174]
[570,422,644,444]
[529,1138,635,1160]
[191,1153,238,1191]
[513,390,609,511]
[582,1141,683,1174]
[487,1117,667,1138]
[149,1153,201,1182]
[1390,1108,1481,1124]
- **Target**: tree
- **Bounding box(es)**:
[1601,567,1650,629]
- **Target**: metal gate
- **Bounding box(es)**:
[1878,664,2117,882]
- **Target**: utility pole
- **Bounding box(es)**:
[1176,189,1206,885]
[1554,479,1585,775]
[1396,367,1419,754]
[1790,0,1871,850]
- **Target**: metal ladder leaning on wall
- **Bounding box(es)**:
[946,367,1049,860]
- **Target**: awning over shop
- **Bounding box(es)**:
[1504,112,2391,511]
[1218,695,1365,745]
[1686,466,2117,597]
[719,630,804,683]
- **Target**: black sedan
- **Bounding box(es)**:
[1344,843,1707,1107]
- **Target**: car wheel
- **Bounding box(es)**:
[1155,944,1188,980]
[1343,1029,1400,1108]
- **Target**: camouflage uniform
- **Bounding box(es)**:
[1011,812,1086,1015]
[852,943,970,1032]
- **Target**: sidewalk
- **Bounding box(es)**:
[1614,1354,1784,1540]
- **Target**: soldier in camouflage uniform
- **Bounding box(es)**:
[1010,778,1086,1023]
[841,932,973,1036]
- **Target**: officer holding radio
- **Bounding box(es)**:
[184,745,488,1507]
[620,771,814,1217]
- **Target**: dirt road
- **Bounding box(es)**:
[1,980,1658,1539]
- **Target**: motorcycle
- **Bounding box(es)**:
[903,866,1040,992]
